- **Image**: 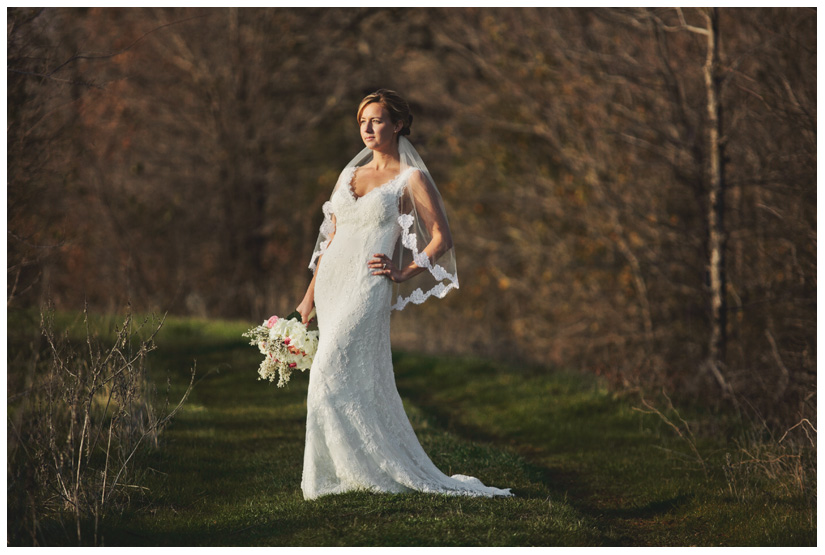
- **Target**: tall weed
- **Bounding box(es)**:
[635,390,816,516]
[7,304,195,545]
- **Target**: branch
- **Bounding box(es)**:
[103,363,197,506]
[6,68,102,89]
[675,7,710,36]
[777,418,817,447]
[632,392,707,472]
[646,8,709,36]
[7,229,68,250]
[7,12,210,88]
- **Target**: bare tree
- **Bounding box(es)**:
[8,7,815,422]
[640,7,731,392]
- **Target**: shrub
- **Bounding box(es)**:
[7,304,195,545]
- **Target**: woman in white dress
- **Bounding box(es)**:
[296,90,512,500]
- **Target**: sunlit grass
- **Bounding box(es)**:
[12,314,815,546]
[393,352,816,546]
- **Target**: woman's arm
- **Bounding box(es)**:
[297,274,317,324]
[298,216,336,323]
[369,170,452,282]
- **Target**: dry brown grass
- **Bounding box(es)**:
[7,304,195,545]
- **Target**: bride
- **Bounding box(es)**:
[296,89,512,500]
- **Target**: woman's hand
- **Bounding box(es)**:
[296,295,315,325]
[369,253,404,282]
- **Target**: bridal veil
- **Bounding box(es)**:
[309,136,459,311]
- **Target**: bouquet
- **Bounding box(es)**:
[243,309,319,387]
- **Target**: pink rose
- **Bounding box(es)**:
[288,362,297,368]
[266,315,279,328]
[284,337,291,345]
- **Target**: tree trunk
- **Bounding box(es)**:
[704,8,729,389]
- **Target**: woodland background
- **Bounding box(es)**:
[7,7,816,425]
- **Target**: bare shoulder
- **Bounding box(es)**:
[406,168,433,190]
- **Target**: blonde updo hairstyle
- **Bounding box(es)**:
[357,89,413,139]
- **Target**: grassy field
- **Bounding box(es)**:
[12,314,816,546]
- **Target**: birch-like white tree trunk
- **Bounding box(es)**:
[702,8,729,390]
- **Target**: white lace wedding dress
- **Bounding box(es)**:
[301,166,512,500]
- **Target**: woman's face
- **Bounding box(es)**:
[359,102,401,151]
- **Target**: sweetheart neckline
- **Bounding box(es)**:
[347,166,413,201]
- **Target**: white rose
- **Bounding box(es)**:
[269,319,287,341]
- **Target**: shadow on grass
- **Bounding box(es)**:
[599,494,694,520]
[27,331,812,546]
[390,350,708,545]
[87,344,621,546]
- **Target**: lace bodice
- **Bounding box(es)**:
[330,166,411,243]
[311,166,459,312]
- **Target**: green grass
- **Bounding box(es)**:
[392,353,815,546]
[12,313,816,546]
